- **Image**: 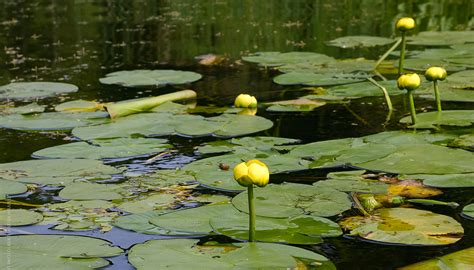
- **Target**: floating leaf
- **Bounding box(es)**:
[211,210,342,244]
[387,180,442,198]
[446,70,474,89]
[399,247,474,269]
[128,239,335,270]
[112,211,169,234]
[450,134,474,151]
[0,82,78,100]
[55,100,103,112]
[118,193,176,213]
[232,183,352,218]
[33,138,170,160]
[0,159,121,185]
[242,51,335,67]
[407,173,474,188]
[0,209,43,226]
[340,208,463,245]
[99,69,202,88]
[462,204,474,220]
[420,87,474,103]
[327,36,395,48]
[0,111,109,131]
[400,110,474,128]
[59,182,124,200]
[265,98,326,112]
[396,58,465,73]
[124,169,195,189]
[0,178,27,199]
[313,171,388,194]
[273,72,366,86]
[0,235,123,269]
[408,31,474,46]
[2,102,46,115]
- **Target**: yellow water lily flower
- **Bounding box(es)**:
[234,94,257,108]
[397,73,421,91]
[425,67,447,81]
[396,17,415,31]
[233,159,269,187]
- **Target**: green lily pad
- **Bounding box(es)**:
[446,70,474,89]
[273,72,366,86]
[397,58,465,73]
[55,100,102,112]
[210,210,341,244]
[399,247,474,270]
[231,136,300,149]
[408,31,474,46]
[407,173,474,188]
[0,178,27,199]
[0,159,121,185]
[304,80,407,100]
[99,69,202,88]
[340,208,463,245]
[124,169,196,189]
[0,82,78,100]
[450,134,474,151]
[128,239,335,270]
[462,204,474,220]
[0,111,109,131]
[313,171,388,194]
[72,113,273,140]
[420,87,474,103]
[0,235,123,269]
[400,110,474,128]
[265,98,326,112]
[59,182,124,200]
[0,209,43,226]
[357,144,474,174]
[112,211,169,234]
[2,102,46,115]
[33,138,170,160]
[118,193,176,213]
[288,137,357,161]
[327,36,395,48]
[232,183,352,218]
[149,203,233,235]
[242,51,335,67]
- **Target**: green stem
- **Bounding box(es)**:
[247,185,256,242]
[367,77,393,111]
[433,80,442,112]
[408,90,417,125]
[398,32,407,76]
[374,37,402,70]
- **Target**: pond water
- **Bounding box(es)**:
[0,0,473,269]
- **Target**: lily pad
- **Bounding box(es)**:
[407,173,474,188]
[265,98,326,112]
[0,159,121,185]
[128,239,335,270]
[399,247,474,269]
[397,58,465,73]
[400,110,474,128]
[59,182,124,200]
[0,235,123,269]
[446,70,474,89]
[420,87,474,103]
[273,72,366,86]
[33,138,170,160]
[232,183,352,218]
[408,31,474,46]
[340,208,463,245]
[462,204,474,220]
[117,193,176,213]
[112,211,169,234]
[2,102,46,115]
[72,113,273,140]
[313,171,388,194]
[0,82,78,100]
[210,210,342,244]
[0,111,109,131]
[55,100,103,112]
[99,69,202,88]
[450,134,474,151]
[327,36,395,48]
[0,209,43,226]
[242,51,335,67]
[0,178,28,199]
[124,169,196,189]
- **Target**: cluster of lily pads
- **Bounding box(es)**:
[1,26,474,269]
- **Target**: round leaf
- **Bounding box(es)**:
[0,82,78,100]
[0,209,43,226]
[99,69,202,88]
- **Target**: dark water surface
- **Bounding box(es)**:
[1,1,473,269]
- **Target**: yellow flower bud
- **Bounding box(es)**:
[232,159,270,187]
[397,73,421,91]
[396,17,415,31]
[234,94,257,108]
[425,67,447,82]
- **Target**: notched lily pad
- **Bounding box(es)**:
[0,82,78,100]
[340,208,463,245]
[99,69,202,88]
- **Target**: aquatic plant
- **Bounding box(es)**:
[425,67,447,112]
[397,73,421,125]
[396,17,416,76]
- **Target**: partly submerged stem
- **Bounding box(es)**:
[433,80,442,112]
[374,37,402,70]
[407,90,417,125]
[367,77,393,112]
[398,32,407,76]
[247,185,256,242]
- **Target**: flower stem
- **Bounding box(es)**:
[408,90,417,125]
[367,77,393,112]
[398,32,407,76]
[247,185,256,242]
[374,37,402,70]
[433,80,442,112]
